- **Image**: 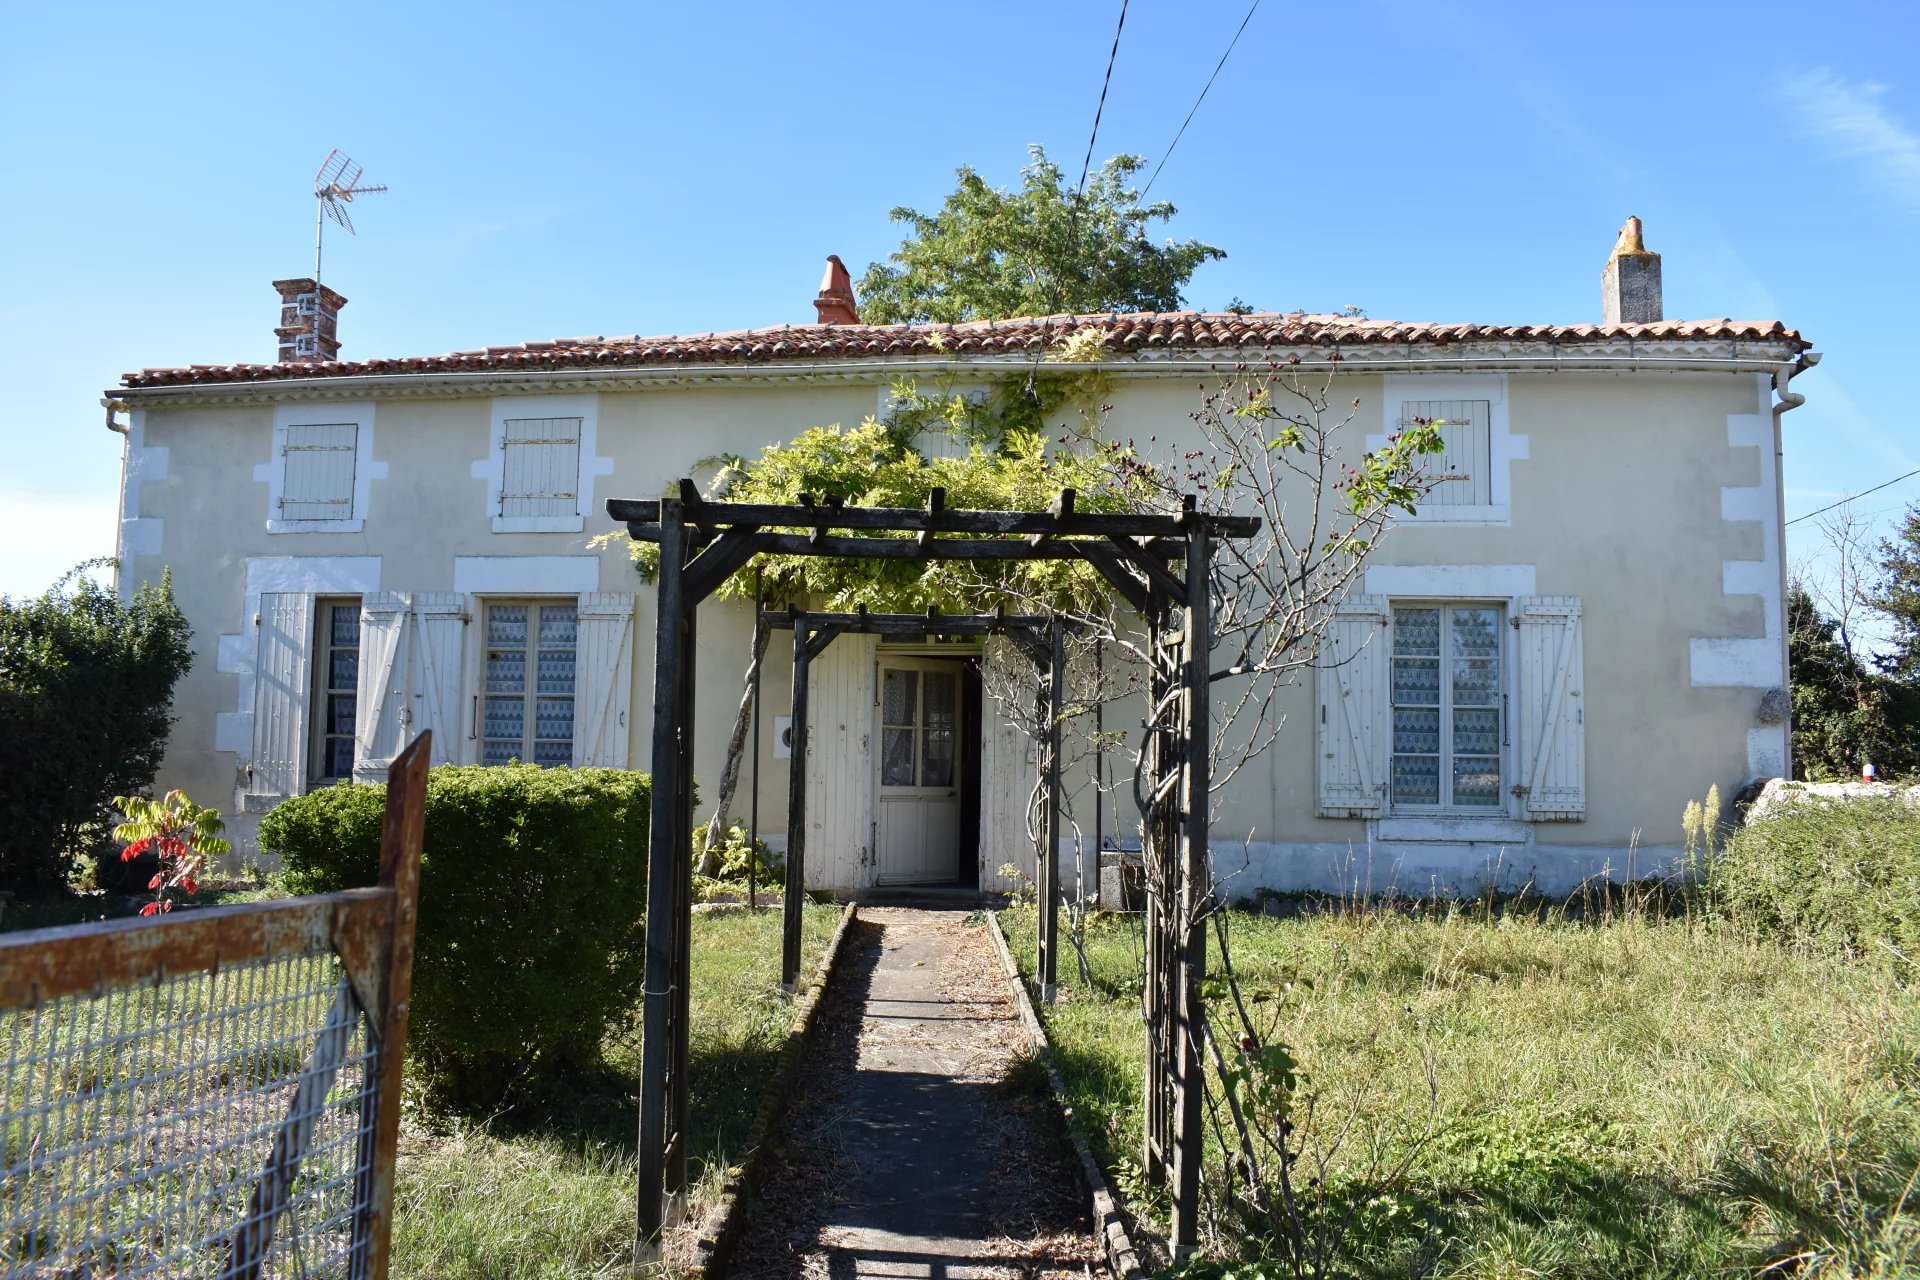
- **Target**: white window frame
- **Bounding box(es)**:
[1372,374,1525,525]
[261,401,380,534]
[477,394,607,534]
[308,597,363,786]
[1385,600,1513,818]
[477,597,579,768]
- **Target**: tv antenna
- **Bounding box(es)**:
[312,149,387,287]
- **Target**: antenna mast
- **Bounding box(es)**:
[312,149,387,290]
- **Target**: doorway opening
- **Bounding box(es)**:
[874,654,982,887]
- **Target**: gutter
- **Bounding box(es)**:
[108,348,1813,407]
[1770,350,1821,782]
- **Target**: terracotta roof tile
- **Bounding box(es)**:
[120,311,1811,388]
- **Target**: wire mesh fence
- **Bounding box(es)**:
[0,730,429,1280]
[1,949,379,1278]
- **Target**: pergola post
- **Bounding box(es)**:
[1170,518,1212,1257]
[1140,583,1173,1187]
[782,616,810,992]
[1037,618,1065,1003]
[635,497,690,1264]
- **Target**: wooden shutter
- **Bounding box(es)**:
[1316,596,1388,818]
[353,592,411,783]
[1515,596,1585,820]
[281,423,358,520]
[413,593,468,767]
[573,593,635,768]
[1401,400,1490,506]
[245,592,314,811]
[500,416,582,519]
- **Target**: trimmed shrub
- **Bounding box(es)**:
[260,765,651,1111]
[1712,796,1920,962]
[0,565,194,893]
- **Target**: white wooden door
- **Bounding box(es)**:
[874,659,963,885]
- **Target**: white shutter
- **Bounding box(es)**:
[353,592,411,783]
[1316,596,1388,818]
[412,593,469,767]
[281,423,358,520]
[1402,400,1490,506]
[573,593,635,768]
[1515,596,1585,820]
[246,592,314,811]
[500,417,582,519]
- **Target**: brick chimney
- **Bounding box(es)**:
[272,278,348,362]
[1601,217,1662,326]
[813,255,860,326]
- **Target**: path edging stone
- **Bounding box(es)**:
[986,910,1145,1280]
[687,901,859,1278]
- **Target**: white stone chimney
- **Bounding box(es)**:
[1602,217,1662,326]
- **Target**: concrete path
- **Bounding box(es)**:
[729,907,1101,1280]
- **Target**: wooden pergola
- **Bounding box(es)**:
[766,605,1074,997]
[609,481,1258,1261]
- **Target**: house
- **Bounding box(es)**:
[106,227,1814,897]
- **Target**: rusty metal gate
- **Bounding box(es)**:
[0,732,429,1279]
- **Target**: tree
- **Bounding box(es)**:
[0,565,195,893]
[856,146,1225,325]
[1787,582,1918,780]
[1875,502,1920,680]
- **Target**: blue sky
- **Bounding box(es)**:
[3,0,1917,611]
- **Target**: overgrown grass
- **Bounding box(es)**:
[1005,903,1920,1278]
[391,903,841,1279]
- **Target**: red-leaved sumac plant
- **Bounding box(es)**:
[111,790,231,916]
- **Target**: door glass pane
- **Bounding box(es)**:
[1453,757,1501,806]
[487,647,525,694]
[1453,659,1498,706]
[882,727,916,785]
[882,670,917,727]
[1392,755,1440,806]
[1454,708,1500,756]
[1452,607,1500,656]
[537,605,577,648]
[329,605,361,647]
[922,731,954,788]
[1393,707,1439,755]
[487,605,528,645]
[1393,607,1441,655]
[1393,657,1440,705]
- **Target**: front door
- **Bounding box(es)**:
[875,659,963,885]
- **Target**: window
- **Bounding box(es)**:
[481,602,576,766]
[279,423,358,520]
[1320,591,1583,823]
[1401,400,1490,507]
[311,600,361,782]
[880,667,958,788]
[499,417,582,520]
[1390,604,1503,810]
[263,402,379,534]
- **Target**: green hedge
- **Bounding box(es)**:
[260,765,651,1111]
[0,566,194,893]
[1713,796,1920,962]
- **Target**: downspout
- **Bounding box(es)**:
[103,396,132,596]
[1770,352,1820,780]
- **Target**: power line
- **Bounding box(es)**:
[1786,468,1920,526]
[1141,0,1261,199]
[1074,0,1131,205]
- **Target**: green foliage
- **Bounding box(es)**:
[1876,503,1920,680]
[110,789,231,914]
[686,417,1152,613]
[1712,796,1920,963]
[1788,585,1919,780]
[1007,905,1920,1276]
[259,765,652,1112]
[0,565,194,893]
[856,146,1224,325]
[690,819,781,900]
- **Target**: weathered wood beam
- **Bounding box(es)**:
[1070,542,1150,615]
[683,528,771,603]
[1106,535,1189,608]
[608,495,1260,539]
